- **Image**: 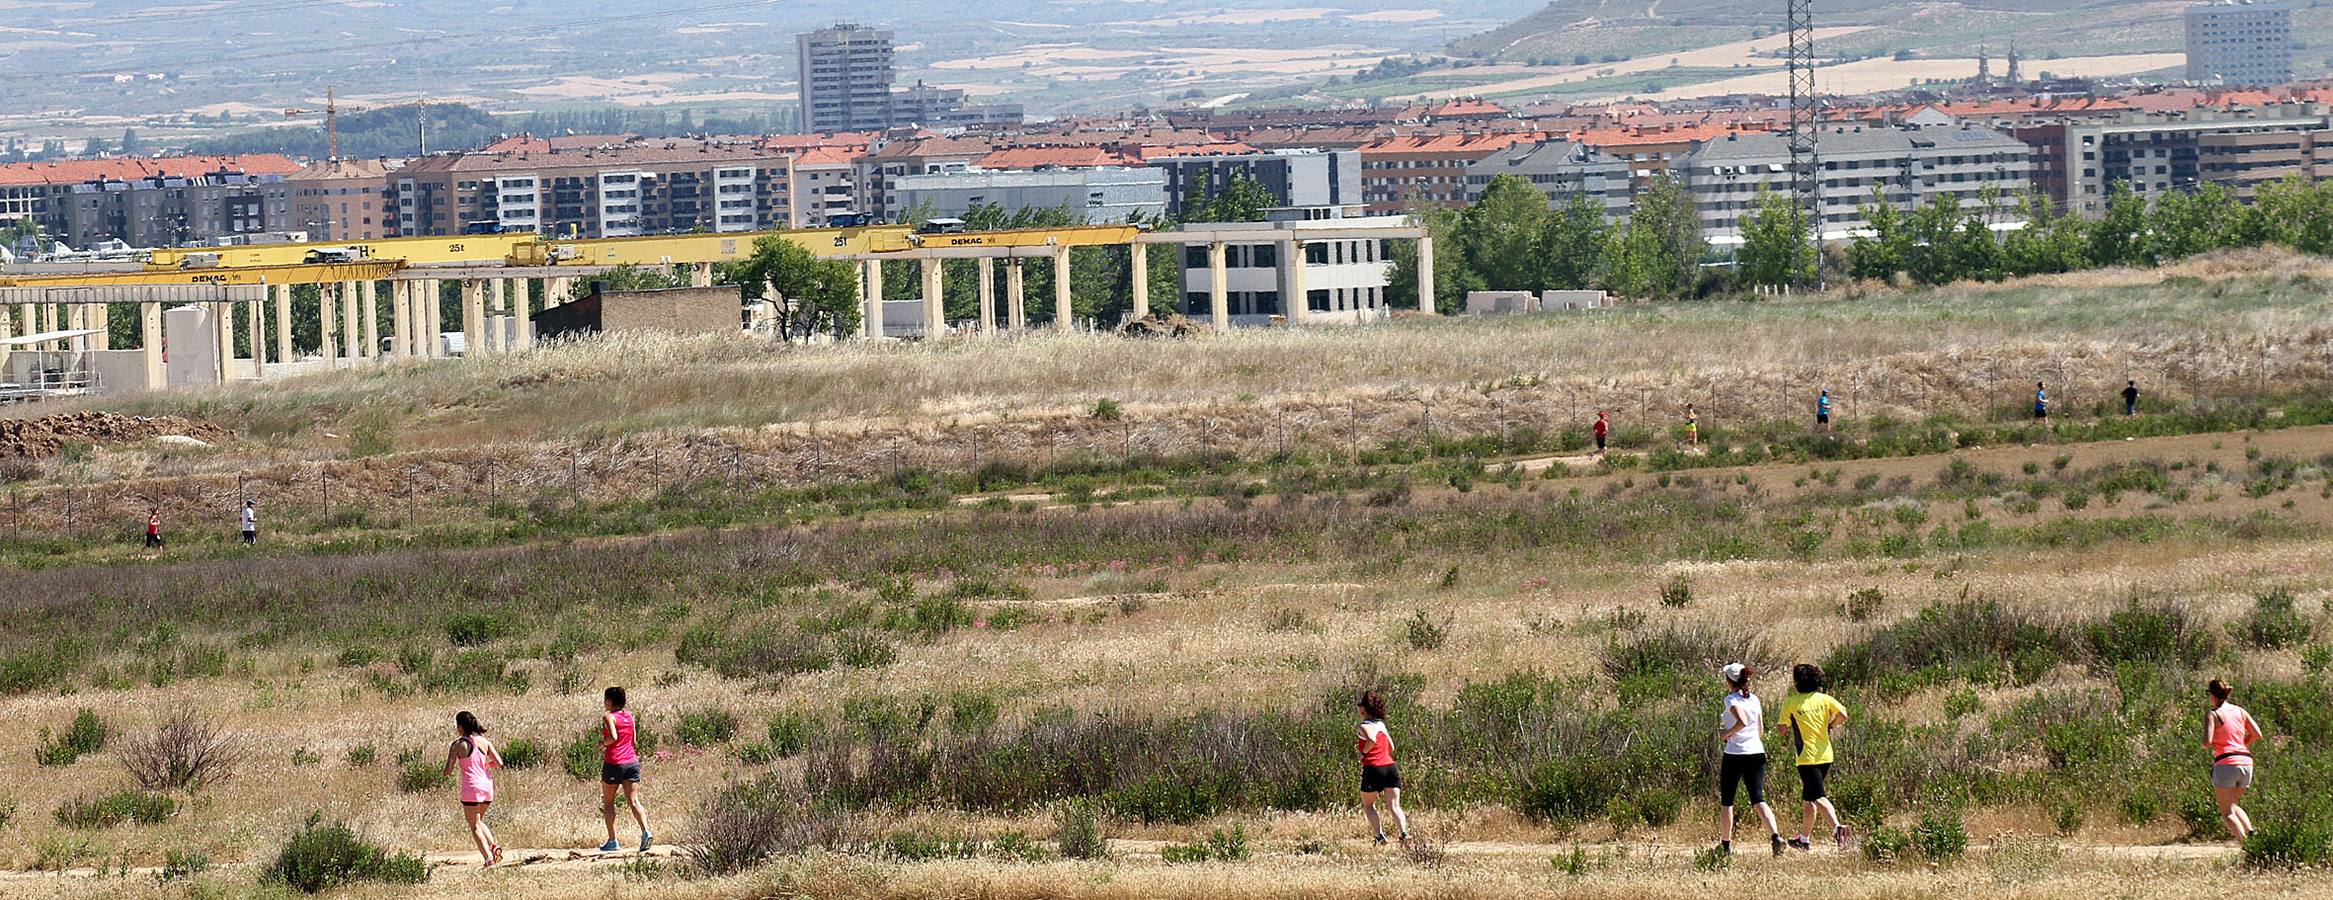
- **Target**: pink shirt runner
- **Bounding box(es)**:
[2209,703,2259,765]
[604,710,638,765]
[456,737,495,803]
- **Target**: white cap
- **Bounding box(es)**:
[1720,663,1747,683]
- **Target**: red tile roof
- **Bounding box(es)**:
[0,154,301,186]
[975,146,1138,170]
[1359,132,1550,156]
[478,134,635,154]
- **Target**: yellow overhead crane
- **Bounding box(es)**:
[0,261,402,289]
[875,224,1145,254]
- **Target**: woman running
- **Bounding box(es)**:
[1716,663,1784,857]
[2205,679,2264,841]
[1593,411,1610,456]
[2034,382,2049,421]
[443,711,503,867]
[1816,390,1833,432]
[1777,663,1850,851]
[144,507,163,550]
[598,687,653,853]
[1685,404,1701,449]
[1355,690,1412,846]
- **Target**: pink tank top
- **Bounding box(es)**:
[604,710,637,765]
[2209,703,2255,764]
[456,738,494,803]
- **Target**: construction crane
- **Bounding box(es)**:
[283,85,343,161]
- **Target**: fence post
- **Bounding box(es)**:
[1348,399,1359,466]
[321,465,331,520]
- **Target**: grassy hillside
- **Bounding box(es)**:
[4,251,2333,897]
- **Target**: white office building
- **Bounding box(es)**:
[2185,1,2294,86]
[1178,212,1403,326]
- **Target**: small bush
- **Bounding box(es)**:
[119,709,241,792]
[991,830,1051,864]
[266,814,428,893]
[1636,787,1684,828]
[1404,610,1451,651]
[1944,686,1984,720]
[686,775,848,877]
[1657,574,1693,608]
[395,747,450,794]
[53,791,174,829]
[1161,825,1249,864]
[1910,808,1968,864]
[1842,587,1884,623]
[1089,398,1123,421]
[1861,825,1910,862]
[499,737,545,770]
[1055,798,1110,861]
[444,612,516,648]
[34,708,107,767]
[2243,815,2333,870]
[677,709,740,747]
[2235,588,2313,650]
[766,713,809,758]
[561,732,599,781]
[1692,844,1731,872]
[157,847,212,883]
[343,743,376,767]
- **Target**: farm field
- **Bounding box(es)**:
[4,253,2333,897]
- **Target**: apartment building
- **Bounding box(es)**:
[893,167,1167,223]
[855,136,998,223]
[2185,1,2294,87]
[1676,123,2032,242]
[1358,133,1549,214]
[1575,123,1742,190]
[388,143,796,238]
[798,24,897,134]
[0,155,300,248]
[893,81,1024,130]
[2040,105,2333,212]
[285,158,397,241]
[1178,213,1406,325]
[1153,150,1362,220]
[1460,140,1635,218]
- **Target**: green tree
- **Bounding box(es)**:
[1184,174,1275,224]
[1385,206,1483,314]
[1999,190,2087,277]
[1457,174,1552,291]
[1537,193,1611,290]
[1846,186,1911,282]
[2084,182,2148,268]
[2145,182,2237,263]
[1736,187,1813,289]
[730,234,861,340]
[1603,174,1703,300]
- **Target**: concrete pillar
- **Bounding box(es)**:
[425,280,445,358]
[246,298,265,380]
[1052,247,1073,334]
[388,282,408,359]
[976,256,996,334]
[1208,241,1230,331]
[691,262,713,288]
[1286,240,1310,325]
[1130,242,1150,320]
[483,279,503,353]
[271,286,293,364]
[341,282,361,360]
[861,260,885,339]
[1006,259,1026,331]
[461,280,483,356]
[514,279,534,350]
[920,256,944,338]
[0,304,13,375]
[140,303,163,390]
[360,281,379,359]
[1416,235,1438,315]
[212,300,232,383]
[318,284,339,367]
[91,303,109,351]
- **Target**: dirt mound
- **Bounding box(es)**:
[0,412,229,459]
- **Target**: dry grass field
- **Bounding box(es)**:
[3,255,2333,898]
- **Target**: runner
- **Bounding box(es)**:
[1685,404,1701,449]
[144,507,163,550]
[1815,390,1832,433]
[598,687,652,853]
[1354,690,1412,847]
[1593,411,1610,456]
[1777,663,1850,851]
[1715,663,1784,857]
[443,711,503,867]
[2123,380,2140,417]
[2033,382,2049,421]
[2205,679,2264,842]
[238,500,258,546]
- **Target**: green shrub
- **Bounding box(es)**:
[677,709,740,747]
[53,790,174,829]
[396,747,450,794]
[1842,587,1884,622]
[1604,797,1638,839]
[266,814,428,893]
[1657,574,1693,608]
[344,743,376,767]
[1909,808,1968,864]
[766,713,809,758]
[685,775,848,877]
[2083,599,2217,670]
[561,732,600,781]
[2243,815,2333,869]
[991,830,1050,863]
[1055,798,1110,861]
[1636,787,1684,828]
[1691,844,1731,872]
[34,708,107,767]
[2303,644,2333,675]
[1943,687,1983,720]
[499,737,545,770]
[157,847,212,883]
[1160,825,1248,864]
[443,612,516,648]
[876,830,982,862]
[1404,610,1451,651]
[1860,825,1910,862]
[2235,588,2313,649]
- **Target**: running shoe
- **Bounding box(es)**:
[1833,825,1851,850]
[1787,836,1812,852]
[1398,832,1413,847]
[1373,832,1388,846]
[1770,834,1786,857]
[598,840,621,853]
[640,832,654,852]
[1711,843,1732,857]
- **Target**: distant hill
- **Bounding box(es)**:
[1452,0,2203,69]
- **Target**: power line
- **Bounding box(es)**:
[22,0,787,80]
